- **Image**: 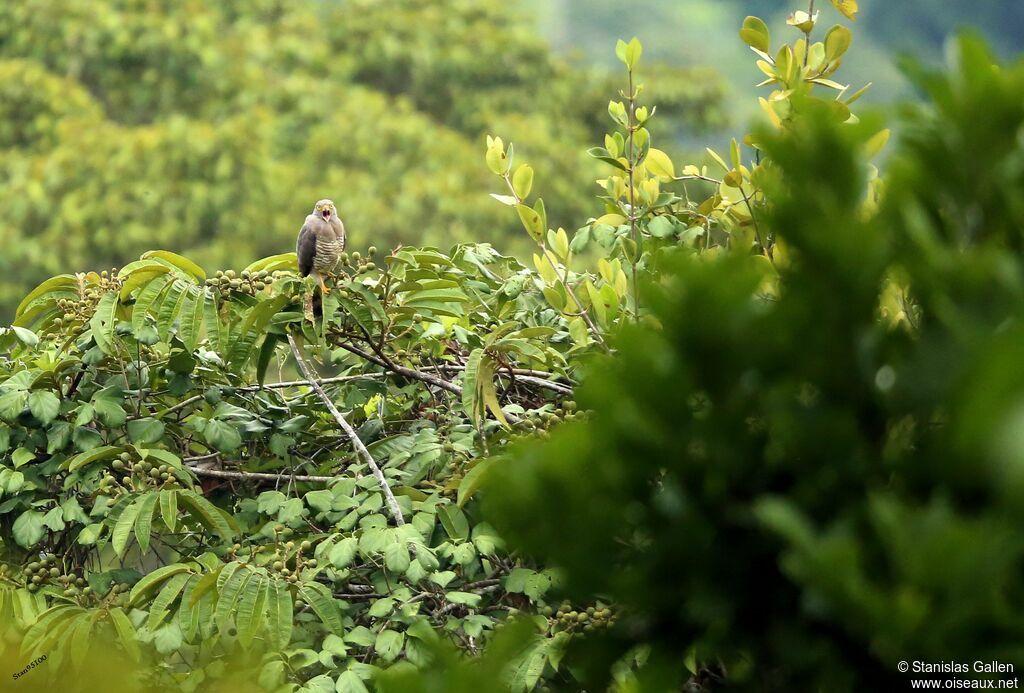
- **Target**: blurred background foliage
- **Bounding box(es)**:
[0,0,725,318]
[2,0,1012,320]
[533,0,1024,130]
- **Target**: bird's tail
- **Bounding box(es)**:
[312,286,323,320]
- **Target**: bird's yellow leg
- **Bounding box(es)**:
[318,274,331,295]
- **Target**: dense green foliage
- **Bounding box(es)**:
[2,1,1022,691]
[0,0,724,319]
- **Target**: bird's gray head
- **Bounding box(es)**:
[313,199,337,222]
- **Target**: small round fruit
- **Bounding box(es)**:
[300,540,311,550]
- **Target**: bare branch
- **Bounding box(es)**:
[187,466,334,483]
[287,334,405,526]
[338,342,463,396]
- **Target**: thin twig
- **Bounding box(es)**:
[506,374,572,395]
[288,334,405,525]
[186,466,334,483]
[339,343,462,396]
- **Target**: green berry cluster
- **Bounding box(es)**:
[49,269,122,332]
[545,600,616,635]
[518,401,585,437]
[338,246,377,275]
[22,554,93,599]
[264,530,316,584]
[206,269,272,295]
[102,451,182,496]
[103,581,133,606]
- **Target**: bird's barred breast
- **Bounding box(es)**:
[313,238,343,271]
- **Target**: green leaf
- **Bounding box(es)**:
[93,397,127,427]
[90,292,119,355]
[299,582,344,635]
[825,24,852,61]
[374,629,405,662]
[109,607,141,662]
[267,579,293,650]
[236,572,269,649]
[72,426,103,452]
[12,447,35,468]
[42,506,65,531]
[305,490,333,513]
[457,458,497,507]
[177,287,204,351]
[329,537,358,569]
[27,390,60,425]
[13,510,45,547]
[245,253,297,274]
[16,275,77,319]
[335,671,369,693]
[159,489,179,532]
[177,489,236,541]
[740,16,772,53]
[10,325,39,348]
[437,504,469,541]
[384,542,411,573]
[133,492,160,554]
[66,445,121,472]
[156,279,188,341]
[462,348,485,424]
[215,566,253,630]
[132,274,171,333]
[147,572,190,630]
[228,295,289,369]
[516,204,545,243]
[113,497,145,557]
[512,164,534,199]
[77,523,103,545]
[203,418,242,453]
[188,566,223,608]
[255,333,280,386]
[152,621,183,655]
[140,250,206,282]
[0,390,27,422]
[127,417,165,444]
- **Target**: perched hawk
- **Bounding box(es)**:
[297,198,346,317]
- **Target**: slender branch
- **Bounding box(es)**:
[626,63,641,320]
[739,185,774,265]
[672,174,723,185]
[506,374,572,395]
[339,342,462,397]
[246,373,388,391]
[288,334,405,526]
[159,394,205,417]
[139,374,391,421]
[186,466,334,483]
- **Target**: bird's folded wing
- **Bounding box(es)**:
[296,220,317,277]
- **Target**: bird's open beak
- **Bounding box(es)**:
[321,209,331,221]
